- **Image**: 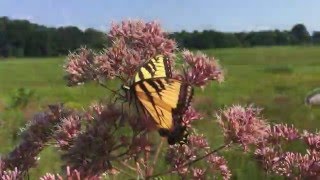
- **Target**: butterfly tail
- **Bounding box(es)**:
[158,126,189,145]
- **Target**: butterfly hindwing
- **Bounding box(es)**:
[133,78,193,131]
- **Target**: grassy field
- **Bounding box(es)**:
[1,46,320,179]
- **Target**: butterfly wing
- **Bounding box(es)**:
[133,78,193,132]
[134,55,172,82]
[130,55,193,144]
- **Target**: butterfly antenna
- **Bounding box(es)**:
[112,87,123,104]
[113,96,119,104]
[99,82,117,94]
[127,101,132,123]
[182,66,188,78]
[119,101,126,126]
[99,82,126,100]
[115,74,127,83]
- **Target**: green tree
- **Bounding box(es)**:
[235,32,249,47]
[83,28,106,50]
[218,33,241,48]
[312,31,320,45]
[291,24,311,44]
[245,31,277,46]
[0,17,9,57]
[55,26,84,54]
[274,30,292,45]
[0,16,107,57]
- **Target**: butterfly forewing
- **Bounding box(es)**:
[134,55,171,82]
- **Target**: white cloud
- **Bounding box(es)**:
[10,14,34,21]
[243,25,274,32]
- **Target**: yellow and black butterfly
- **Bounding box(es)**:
[122,55,193,145]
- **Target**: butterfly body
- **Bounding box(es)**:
[124,55,193,144]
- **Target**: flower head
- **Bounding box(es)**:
[65,20,177,85]
[206,154,231,180]
[2,104,71,175]
[54,114,82,150]
[1,167,20,180]
[217,105,269,151]
[40,166,85,180]
[60,104,123,178]
[64,48,98,86]
[182,107,202,128]
[181,50,223,88]
[302,131,320,151]
[267,124,300,144]
[166,134,231,179]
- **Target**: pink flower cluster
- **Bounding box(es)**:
[182,50,223,87]
[62,20,225,179]
[64,20,223,91]
[1,104,71,176]
[65,20,178,86]
[255,148,320,178]
[54,114,82,150]
[254,124,320,179]
[217,105,269,151]
[0,167,19,180]
[1,160,20,180]
[181,106,202,128]
[166,134,231,179]
[303,131,320,151]
[64,48,97,86]
[217,105,320,179]
[57,103,129,178]
[40,167,84,180]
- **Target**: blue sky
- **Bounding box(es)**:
[1,0,319,32]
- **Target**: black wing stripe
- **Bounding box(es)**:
[138,69,145,81]
[155,79,165,90]
[138,82,154,105]
[138,82,163,121]
[144,63,155,76]
[148,59,157,72]
[145,79,162,98]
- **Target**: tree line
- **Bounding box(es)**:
[1,16,320,57]
[170,24,320,49]
[0,16,106,57]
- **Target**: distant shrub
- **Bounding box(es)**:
[64,101,84,109]
[0,110,25,141]
[273,85,292,93]
[263,65,294,74]
[6,88,35,109]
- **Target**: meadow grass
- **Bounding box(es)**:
[0,46,320,179]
